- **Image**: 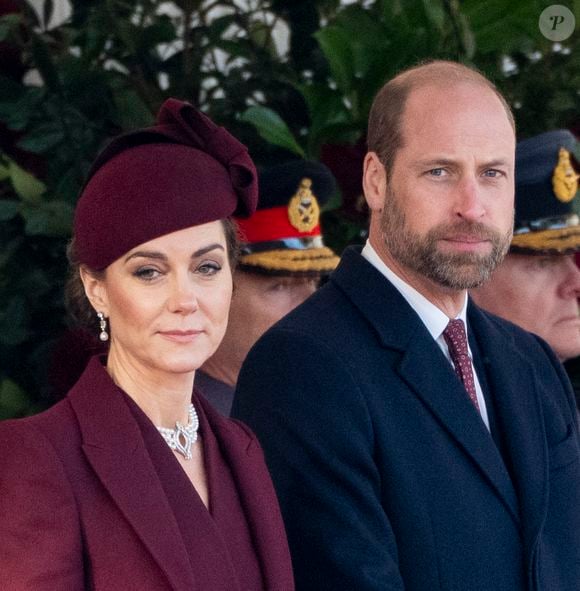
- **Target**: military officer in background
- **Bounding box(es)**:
[195,160,339,415]
[470,130,580,409]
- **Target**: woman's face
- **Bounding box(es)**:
[83,221,233,379]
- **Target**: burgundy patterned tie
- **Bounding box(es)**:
[443,319,479,410]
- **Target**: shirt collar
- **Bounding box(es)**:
[361,240,468,341]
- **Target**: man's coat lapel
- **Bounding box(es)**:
[469,305,549,556]
[332,248,527,524]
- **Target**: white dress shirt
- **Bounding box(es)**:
[361,241,490,430]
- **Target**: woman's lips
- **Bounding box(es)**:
[158,330,202,343]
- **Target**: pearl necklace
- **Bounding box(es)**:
[156,404,199,460]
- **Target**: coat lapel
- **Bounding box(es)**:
[468,306,549,554]
[199,395,294,591]
[332,248,520,523]
[68,357,196,591]
[397,325,520,523]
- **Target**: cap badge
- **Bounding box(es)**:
[552,147,579,203]
[288,178,320,232]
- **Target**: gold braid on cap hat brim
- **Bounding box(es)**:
[510,226,580,254]
[239,247,339,274]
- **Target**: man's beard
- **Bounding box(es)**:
[380,189,513,290]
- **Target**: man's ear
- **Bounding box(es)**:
[79,266,109,316]
[362,151,387,213]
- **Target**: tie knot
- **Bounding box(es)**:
[443,318,469,357]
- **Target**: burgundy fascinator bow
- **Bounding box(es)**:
[155,99,257,218]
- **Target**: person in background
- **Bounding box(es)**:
[471,130,580,415]
[0,99,294,591]
[471,130,580,365]
[196,160,338,415]
[233,61,580,590]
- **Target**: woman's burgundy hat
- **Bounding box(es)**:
[74,98,258,270]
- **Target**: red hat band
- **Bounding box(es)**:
[236,205,321,244]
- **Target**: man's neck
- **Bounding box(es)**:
[199,351,239,388]
[369,235,467,319]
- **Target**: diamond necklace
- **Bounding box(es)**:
[156,404,199,460]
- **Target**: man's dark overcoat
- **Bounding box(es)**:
[233,247,580,591]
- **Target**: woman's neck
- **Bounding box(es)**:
[106,348,194,429]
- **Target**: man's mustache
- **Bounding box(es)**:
[428,221,506,242]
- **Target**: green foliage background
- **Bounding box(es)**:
[0,0,578,417]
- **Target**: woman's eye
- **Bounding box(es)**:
[197,262,221,276]
[133,267,161,281]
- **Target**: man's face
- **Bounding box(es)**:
[471,253,580,361]
[380,184,513,290]
[375,82,515,293]
[223,271,318,370]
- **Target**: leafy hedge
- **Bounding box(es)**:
[0,0,578,417]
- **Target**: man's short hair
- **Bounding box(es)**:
[367,60,516,174]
